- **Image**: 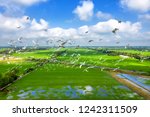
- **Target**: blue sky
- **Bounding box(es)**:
[0,0,150,46]
[25,0,138,28]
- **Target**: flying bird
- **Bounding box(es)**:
[79,62,86,68]
[85,31,88,33]
[83,66,95,72]
[68,42,72,45]
[61,41,68,46]
[18,37,23,43]
[26,16,30,20]
[44,29,48,32]
[112,28,119,34]
[113,67,120,71]
[46,39,52,45]
[59,40,68,47]
[118,20,122,23]
[17,26,21,29]
[116,41,120,44]
[88,40,94,42]
[99,38,103,41]
[8,40,16,46]
[57,40,63,43]
[32,40,39,47]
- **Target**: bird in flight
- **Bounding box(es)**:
[18,37,23,43]
[26,16,30,20]
[17,26,21,29]
[44,29,48,32]
[59,40,68,48]
[118,20,122,23]
[85,31,88,33]
[88,40,94,43]
[116,41,120,44]
[99,38,103,41]
[112,28,119,34]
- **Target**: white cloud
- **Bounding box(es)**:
[12,0,47,6]
[91,19,141,34]
[0,14,147,46]
[0,14,30,31]
[73,0,94,21]
[121,0,150,12]
[78,25,89,34]
[47,27,77,39]
[0,0,47,16]
[0,14,49,44]
[96,11,112,20]
[30,19,49,31]
[138,14,150,20]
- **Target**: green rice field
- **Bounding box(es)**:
[0,47,150,100]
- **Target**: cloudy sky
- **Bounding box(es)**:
[0,0,150,46]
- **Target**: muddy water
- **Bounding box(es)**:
[117,74,150,91]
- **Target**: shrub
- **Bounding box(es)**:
[0,68,19,89]
[23,67,35,74]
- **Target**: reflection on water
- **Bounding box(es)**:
[117,74,150,91]
[5,84,142,100]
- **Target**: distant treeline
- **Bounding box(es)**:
[101,49,150,61]
[0,68,19,89]
[88,48,150,61]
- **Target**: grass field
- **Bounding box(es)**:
[0,47,149,100]
[12,49,55,59]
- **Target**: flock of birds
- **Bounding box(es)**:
[2,16,136,73]
[7,16,129,50]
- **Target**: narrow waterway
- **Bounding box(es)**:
[117,73,150,91]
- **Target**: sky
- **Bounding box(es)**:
[0,0,150,46]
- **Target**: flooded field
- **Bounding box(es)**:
[117,74,150,91]
[0,63,143,100]
[3,85,141,100]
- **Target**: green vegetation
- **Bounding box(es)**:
[57,48,150,75]
[0,61,37,89]
[0,47,149,100]
[12,49,55,58]
[145,79,150,85]
[0,61,35,74]
[0,63,143,99]
[0,68,19,88]
[110,49,150,57]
